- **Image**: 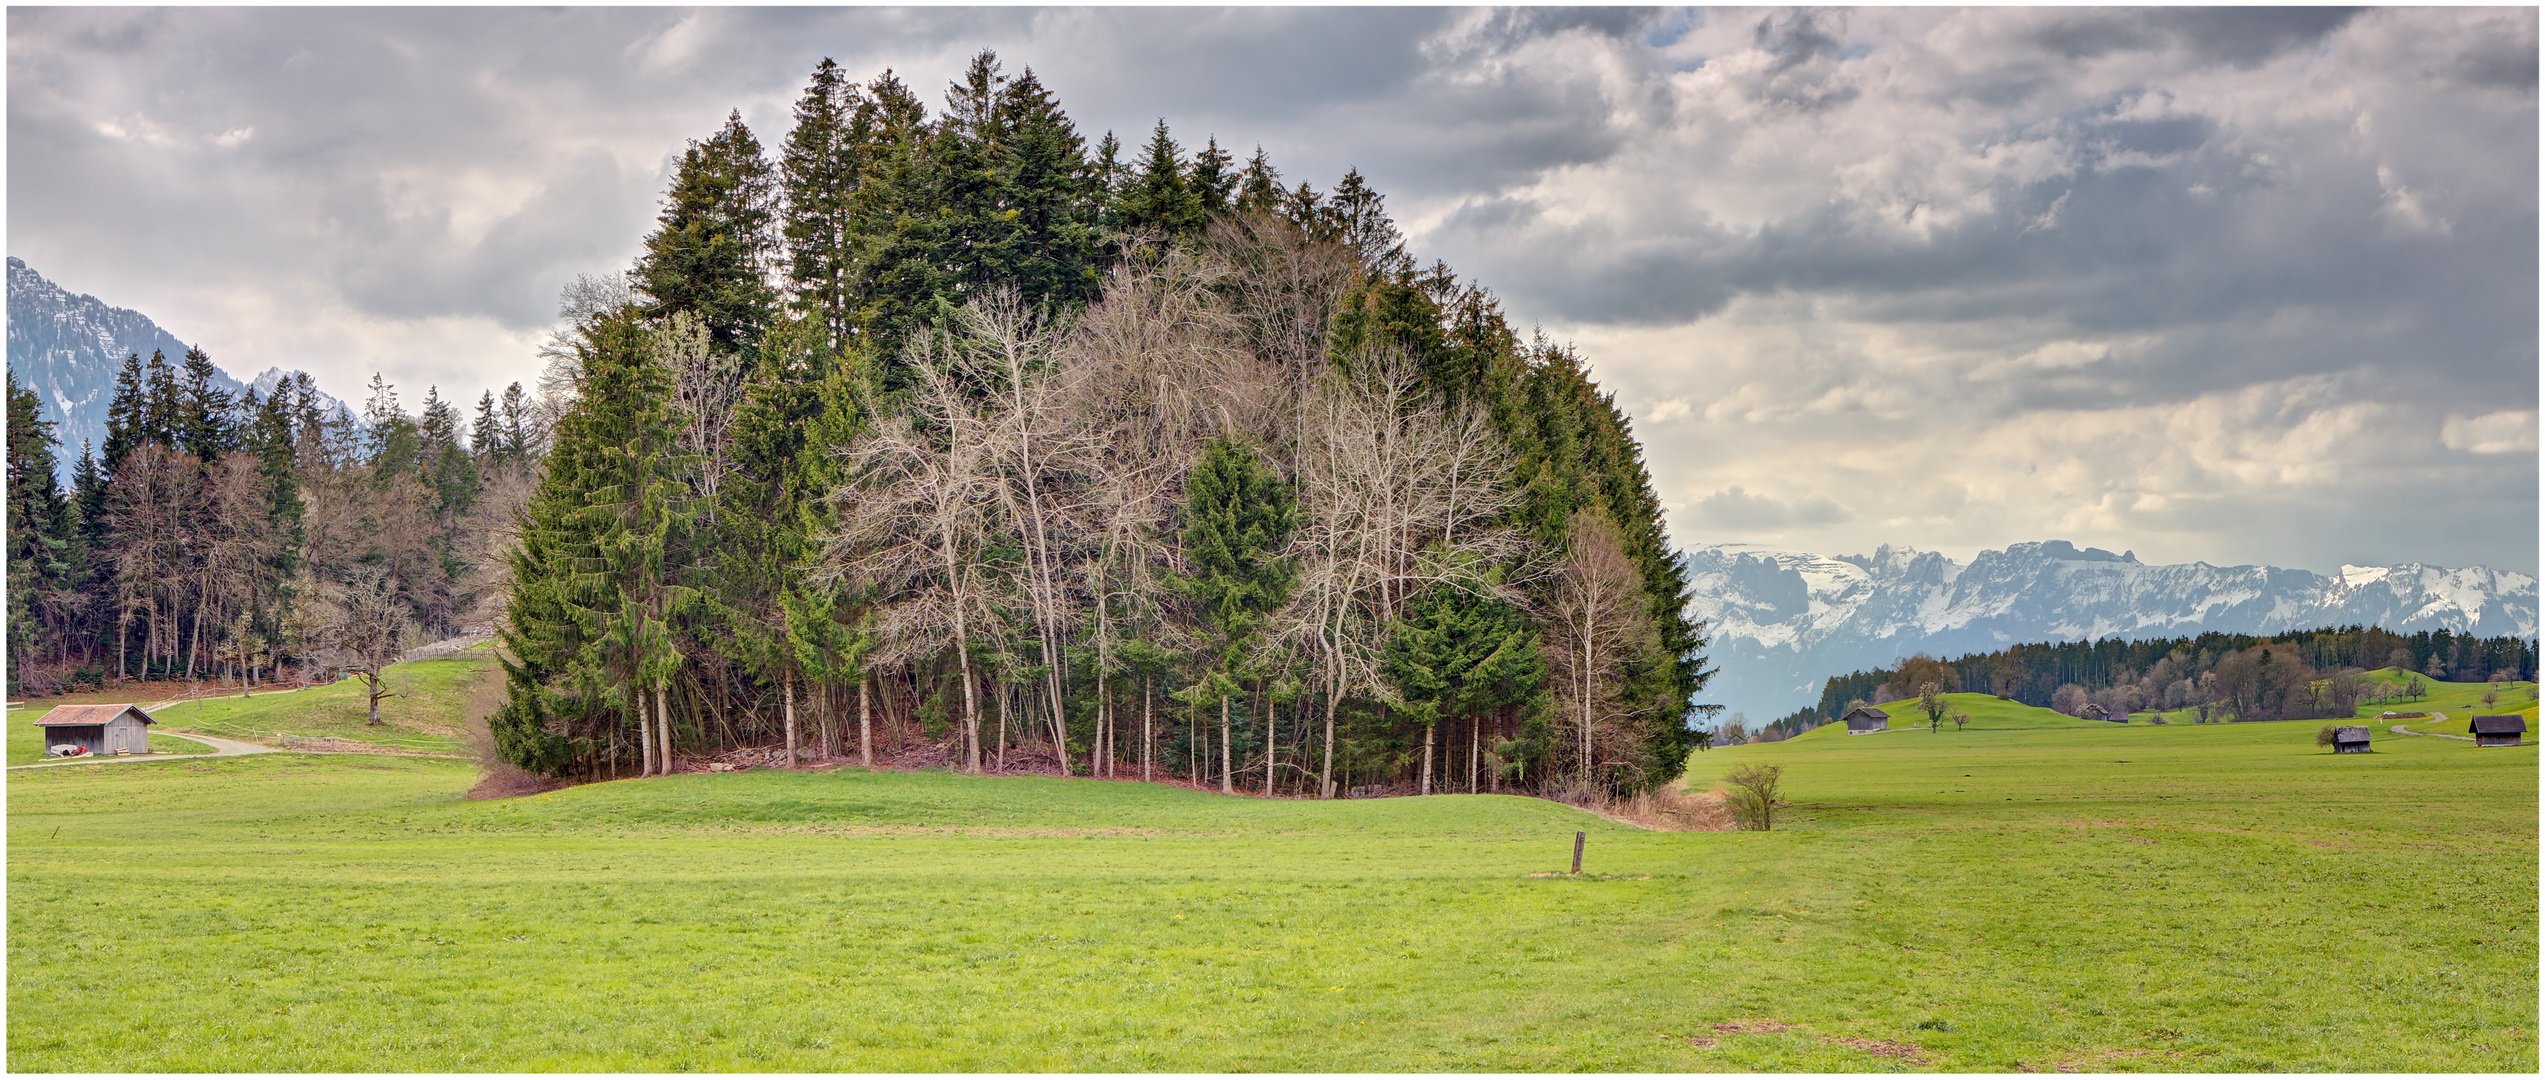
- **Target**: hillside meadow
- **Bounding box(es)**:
[9,666,2535,1072]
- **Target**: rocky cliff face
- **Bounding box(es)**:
[6,256,211,467]
[7,257,348,476]
[1684,539,2540,720]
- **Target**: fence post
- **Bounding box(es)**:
[1571,830,1585,875]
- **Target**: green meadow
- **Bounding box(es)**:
[7,664,2536,1071]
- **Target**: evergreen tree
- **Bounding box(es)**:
[637,110,779,355]
[996,66,1106,310]
[1382,583,1546,795]
[1191,136,1236,217]
[100,352,145,475]
[780,57,865,349]
[1235,146,1283,214]
[1117,120,1202,238]
[495,310,695,777]
[174,346,237,463]
[8,372,77,691]
[1173,437,1299,794]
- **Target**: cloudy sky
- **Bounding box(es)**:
[10,6,2536,574]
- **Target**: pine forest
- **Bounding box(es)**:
[6,52,1716,799]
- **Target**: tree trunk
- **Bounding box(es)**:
[956,641,981,775]
[1421,722,1434,796]
[656,681,674,775]
[994,678,1010,774]
[783,674,798,767]
[639,689,657,777]
[1469,717,1479,794]
[859,675,873,767]
[1219,694,1234,795]
[1142,676,1154,784]
[1262,690,1277,798]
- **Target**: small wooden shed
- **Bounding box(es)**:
[34,704,156,756]
[1841,706,1889,735]
[2469,714,2527,748]
[2080,702,2124,723]
[2330,725,2371,753]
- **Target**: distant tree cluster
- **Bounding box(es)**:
[1810,625,2536,727]
[488,52,1715,796]
[6,350,544,702]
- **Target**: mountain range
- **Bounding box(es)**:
[1682,539,2540,722]
[6,256,350,478]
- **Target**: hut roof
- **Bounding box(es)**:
[2470,714,2528,735]
[1841,706,1888,724]
[34,704,156,727]
[2331,725,2371,743]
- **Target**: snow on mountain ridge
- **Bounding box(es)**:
[1684,540,2538,722]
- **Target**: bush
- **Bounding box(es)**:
[1724,763,1783,831]
[2315,725,2339,748]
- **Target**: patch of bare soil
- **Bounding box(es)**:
[1685,1036,1718,1049]
[1824,1036,1933,1065]
[1712,1019,1800,1034]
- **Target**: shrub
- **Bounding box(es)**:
[1724,763,1784,831]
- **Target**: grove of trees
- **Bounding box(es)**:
[1803,625,2535,731]
[483,52,1716,798]
[7,349,544,708]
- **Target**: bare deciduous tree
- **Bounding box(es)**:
[1541,510,1657,788]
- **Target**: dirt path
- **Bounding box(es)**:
[8,730,273,771]
[2391,719,2474,742]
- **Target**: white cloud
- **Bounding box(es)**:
[2442,411,2540,455]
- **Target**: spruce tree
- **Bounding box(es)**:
[1117,120,1202,238]
[637,110,779,355]
[1191,136,1236,217]
[1382,583,1546,795]
[780,57,864,349]
[172,347,237,463]
[1235,146,1283,214]
[495,310,695,777]
[1173,437,1298,794]
[7,372,75,691]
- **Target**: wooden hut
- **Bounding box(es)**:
[2330,725,2372,754]
[2080,702,2124,723]
[1841,706,1889,735]
[2469,714,2527,748]
[34,704,156,756]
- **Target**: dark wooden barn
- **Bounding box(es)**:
[2330,725,2371,754]
[2469,714,2527,748]
[1842,706,1889,735]
[34,704,156,756]
[2080,702,2124,723]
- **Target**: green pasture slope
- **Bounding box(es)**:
[10,688,2536,1070]
[151,652,488,755]
[6,648,490,765]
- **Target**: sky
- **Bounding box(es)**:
[9,6,2537,575]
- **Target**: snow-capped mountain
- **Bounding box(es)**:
[1684,539,2540,721]
[7,256,349,477]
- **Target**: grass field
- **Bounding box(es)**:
[140,652,489,755]
[9,690,2535,1072]
[8,648,492,762]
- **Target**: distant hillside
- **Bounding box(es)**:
[1684,539,2540,720]
[6,256,350,477]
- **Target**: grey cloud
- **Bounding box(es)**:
[8,6,2533,574]
[2029,8,2362,68]
[1694,486,1853,529]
